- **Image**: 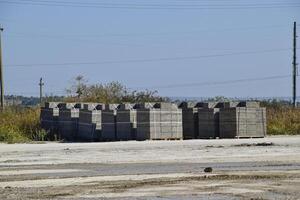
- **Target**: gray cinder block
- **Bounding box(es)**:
[40,102,60,140]
[197,102,238,139]
[42,100,266,142]
[179,102,198,139]
[58,103,83,141]
[219,105,266,138]
[198,108,220,139]
[101,105,118,141]
[116,103,137,140]
[237,101,260,108]
[136,102,183,140]
[78,103,105,142]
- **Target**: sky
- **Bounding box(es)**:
[0,0,299,99]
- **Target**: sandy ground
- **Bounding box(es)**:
[0,135,300,199]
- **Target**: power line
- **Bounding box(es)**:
[6,48,291,68]
[6,90,66,95]
[132,75,291,90]
[3,33,147,47]
[6,74,291,95]
[1,0,299,9]
[4,24,288,40]
[2,25,289,49]
[15,0,300,7]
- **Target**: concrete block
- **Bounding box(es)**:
[198,108,220,139]
[78,103,104,142]
[40,102,60,140]
[116,103,137,140]
[179,101,198,139]
[136,103,183,140]
[57,103,84,141]
[219,107,266,138]
[238,101,260,108]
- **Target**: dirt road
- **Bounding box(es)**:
[0,136,299,199]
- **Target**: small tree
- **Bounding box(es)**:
[65,75,169,103]
[66,75,88,101]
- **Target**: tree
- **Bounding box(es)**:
[66,75,88,101]
[65,75,169,103]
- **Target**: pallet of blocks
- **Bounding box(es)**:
[197,102,239,139]
[116,103,137,141]
[136,102,183,140]
[58,103,83,141]
[178,102,198,139]
[219,101,267,138]
[100,104,119,141]
[78,103,105,142]
[40,102,60,140]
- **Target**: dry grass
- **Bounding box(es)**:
[267,107,300,135]
[0,106,46,143]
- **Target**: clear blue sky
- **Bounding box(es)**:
[0,0,299,99]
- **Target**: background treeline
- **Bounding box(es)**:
[0,76,299,143]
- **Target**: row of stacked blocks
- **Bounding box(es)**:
[179,101,266,139]
[41,101,266,141]
[41,102,182,141]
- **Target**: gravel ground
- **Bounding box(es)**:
[0,135,299,199]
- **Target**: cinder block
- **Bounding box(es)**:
[198,108,220,139]
[78,103,104,142]
[101,110,116,141]
[136,103,183,140]
[219,106,266,138]
[116,103,137,140]
[58,103,83,141]
[179,102,198,139]
[40,102,60,140]
[238,101,260,108]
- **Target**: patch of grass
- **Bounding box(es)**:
[0,106,46,143]
[0,126,29,143]
[267,107,300,135]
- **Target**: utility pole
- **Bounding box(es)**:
[0,25,4,110]
[293,21,298,107]
[39,77,44,105]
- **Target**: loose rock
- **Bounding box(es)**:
[204,167,213,173]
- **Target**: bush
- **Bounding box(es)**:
[65,76,169,103]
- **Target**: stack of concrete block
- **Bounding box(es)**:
[219,101,266,138]
[77,103,105,142]
[100,104,119,141]
[40,102,60,140]
[58,103,83,141]
[197,102,220,139]
[136,102,183,140]
[116,103,137,140]
[197,102,239,139]
[178,102,198,139]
